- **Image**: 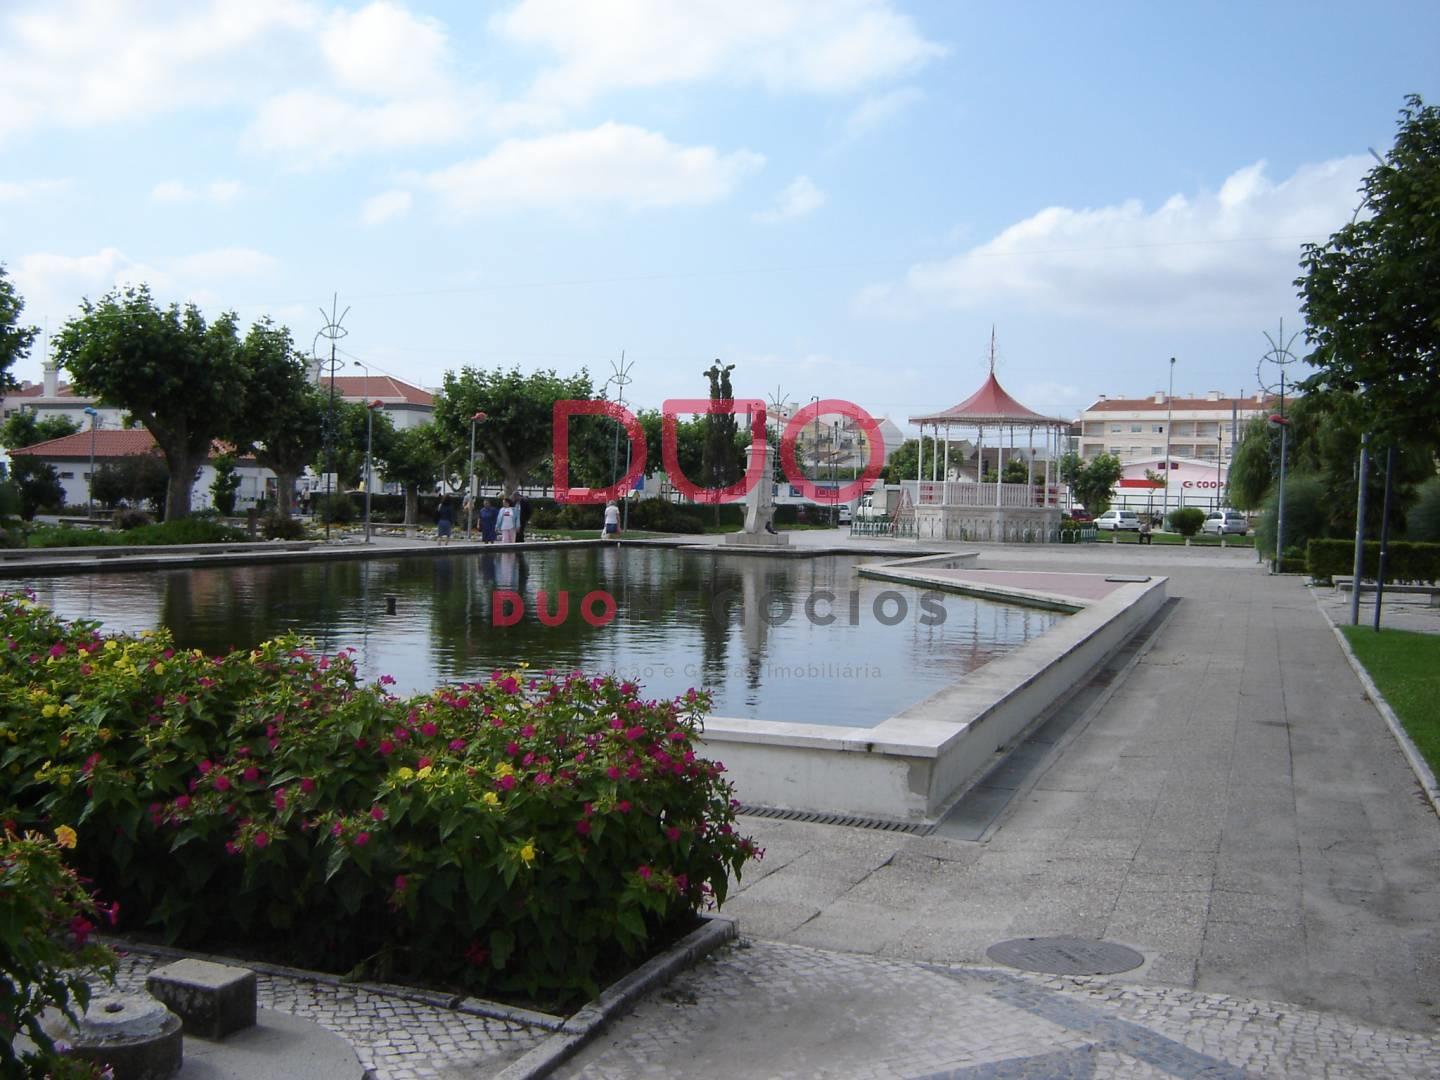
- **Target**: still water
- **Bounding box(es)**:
[14,548,1061,728]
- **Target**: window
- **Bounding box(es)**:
[1130,424,1141,432]
[1110,424,1122,433]
[1129,446,1141,456]
[1150,446,1163,455]
[59,471,75,479]
[1152,424,1164,433]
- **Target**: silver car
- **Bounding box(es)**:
[1095,509,1140,531]
[1202,510,1248,535]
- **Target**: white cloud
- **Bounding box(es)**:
[422,122,764,213]
[845,86,924,139]
[207,180,244,203]
[150,179,245,203]
[361,189,413,225]
[0,177,69,201]
[151,180,194,203]
[754,175,826,223]
[494,0,945,105]
[0,0,318,141]
[173,248,277,278]
[321,1,450,98]
[246,89,474,166]
[857,157,1370,327]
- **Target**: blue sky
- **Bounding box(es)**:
[3,1,1437,432]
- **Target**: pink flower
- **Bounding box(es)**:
[331,823,344,837]
[665,826,681,842]
[506,741,520,756]
[213,775,231,792]
[417,756,432,769]
[300,777,316,794]
[369,805,385,821]
[378,739,395,756]
[520,724,536,738]
[624,725,645,741]
[636,865,652,880]
[174,795,191,810]
[420,721,438,737]
[253,831,270,849]
[615,800,631,815]
[534,772,552,786]
[242,766,260,784]
[498,774,516,791]
[606,766,621,780]
[576,819,591,836]
[448,738,467,752]
[394,875,407,892]
[197,760,213,775]
[609,715,624,730]
[273,789,287,811]
[49,643,66,658]
[500,677,519,694]
[354,832,370,847]
[626,764,642,781]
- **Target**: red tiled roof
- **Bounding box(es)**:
[9,430,252,463]
[321,375,434,407]
[4,381,75,399]
[910,373,1065,426]
[1083,395,1280,413]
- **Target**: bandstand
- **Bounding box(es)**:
[906,357,1071,543]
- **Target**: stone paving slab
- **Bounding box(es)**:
[555,940,1440,1078]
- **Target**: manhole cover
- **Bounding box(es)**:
[986,936,1144,975]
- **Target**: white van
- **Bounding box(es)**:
[1094,509,1141,531]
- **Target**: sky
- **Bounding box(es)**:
[3,0,1438,434]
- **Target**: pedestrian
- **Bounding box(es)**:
[498,497,517,544]
[1138,517,1152,545]
[601,500,621,540]
[436,498,454,545]
[514,492,529,542]
[479,498,498,543]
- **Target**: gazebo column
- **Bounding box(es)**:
[996,428,1005,507]
[917,424,924,489]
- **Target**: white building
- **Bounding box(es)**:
[1077,391,1278,466]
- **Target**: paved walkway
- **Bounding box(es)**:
[21,533,1439,1076]
[556,542,1440,1077]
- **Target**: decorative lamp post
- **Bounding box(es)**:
[83,407,98,517]
[1162,357,1175,522]
[467,411,487,540]
[363,399,382,543]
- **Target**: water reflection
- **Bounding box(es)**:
[14,550,1061,728]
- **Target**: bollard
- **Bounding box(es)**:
[385,596,397,615]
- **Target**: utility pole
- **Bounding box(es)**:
[313,294,350,543]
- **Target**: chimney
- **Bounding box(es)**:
[42,361,58,398]
[1206,390,1221,401]
[1153,392,1165,404]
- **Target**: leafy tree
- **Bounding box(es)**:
[250,382,326,518]
[209,452,241,515]
[881,436,942,483]
[636,408,705,488]
[1167,506,1206,537]
[700,361,741,491]
[381,424,446,526]
[435,365,597,496]
[54,286,308,520]
[91,454,169,514]
[1297,95,1440,443]
[1226,417,1275,512]
[1407,476,1440,542]
[316,399,397,491]
[1002,458,1031,484]
[9,457,64,519]
[1059,452,1124,514]
[1255,472,1330,557]
[0,412,80,450]
[0,265,39,390]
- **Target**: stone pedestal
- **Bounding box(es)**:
[63,991,183,1080]
[724,531,790,547]
[146,958,257,1040]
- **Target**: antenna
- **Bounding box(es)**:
[312,294,351,543]
[988,326,998,376]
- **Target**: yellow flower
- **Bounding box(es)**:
[54,825,77,849]
[41,704,57,718]
[493,762,515,778]
[519,842,536,865]
[57,704,72,717]
[154,663,165,675]
[104,640,118,651]
[396,766,415,781]
[481,791,499,806]
[416,765,433,780]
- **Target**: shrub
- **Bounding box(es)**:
[112,507,155,530]
[0,599,759,1004]
[1253,472,1330,556]
[262,514,308,541]
[1307,539,1440,584]
[0,826,117,1079]
[315,493,356,524]
[1167,506,1206,537]
[120,518,250,545]
[1407,476,1440,542]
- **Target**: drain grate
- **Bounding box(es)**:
[736,805,935,835]
[986,936,1144,976]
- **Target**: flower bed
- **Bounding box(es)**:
[0,594,760,1005]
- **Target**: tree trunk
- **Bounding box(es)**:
[164,451,197,520]
[404,484,419,526]
[273,470,297,517]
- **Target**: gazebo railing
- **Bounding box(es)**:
[912,481,1059,508]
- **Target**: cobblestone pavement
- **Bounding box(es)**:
[558,939,1440,1079]
[114,952,546,1079]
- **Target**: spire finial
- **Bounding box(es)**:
[988,325,997,376]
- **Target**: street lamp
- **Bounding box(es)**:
[83,407,98,517]
[1162,357,1175,523]
[466,411,487,540]
[363,400,382,543]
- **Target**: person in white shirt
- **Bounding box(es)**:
[498,497,518,543]
[601,501,621,539]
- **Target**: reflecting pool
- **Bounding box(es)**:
[14,548,1061,727]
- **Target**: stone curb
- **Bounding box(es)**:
[1317,596,1440,818]
[102,938,566,1032]
[492,915,738,1080]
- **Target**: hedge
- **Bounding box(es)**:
[0,597,759,1005]
[1307,539,1440,584]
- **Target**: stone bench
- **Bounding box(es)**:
[145,958,256,1039]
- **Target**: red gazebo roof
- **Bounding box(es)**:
[909,372,1066,427]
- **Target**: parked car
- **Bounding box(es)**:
[1068,508,1094,523]
[1202,509,1248,535]
[1094,509,1141,531]
[838,503,852,525]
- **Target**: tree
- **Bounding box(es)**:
[91,454,169,513]
[1059,452,1124,514]
[1297,95,1440,443]
[881,436,942,483]
[1002,458,1030,484]
[0,265,39,390]
[316,399,396,490]
[250,382,326,518]
[0,412,80,450]
[434,366,597,496]
[209,452,241,515]
[9,457,64,519]
[54,286,308,520]
[381,424,446,526]
[700,361,741,493]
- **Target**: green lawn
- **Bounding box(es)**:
[1341,626,1440,778]
[1094,530,1255,547]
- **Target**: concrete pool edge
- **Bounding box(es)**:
[697,564,1168,823]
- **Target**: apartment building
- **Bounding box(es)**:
[1076,390,1279,465]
